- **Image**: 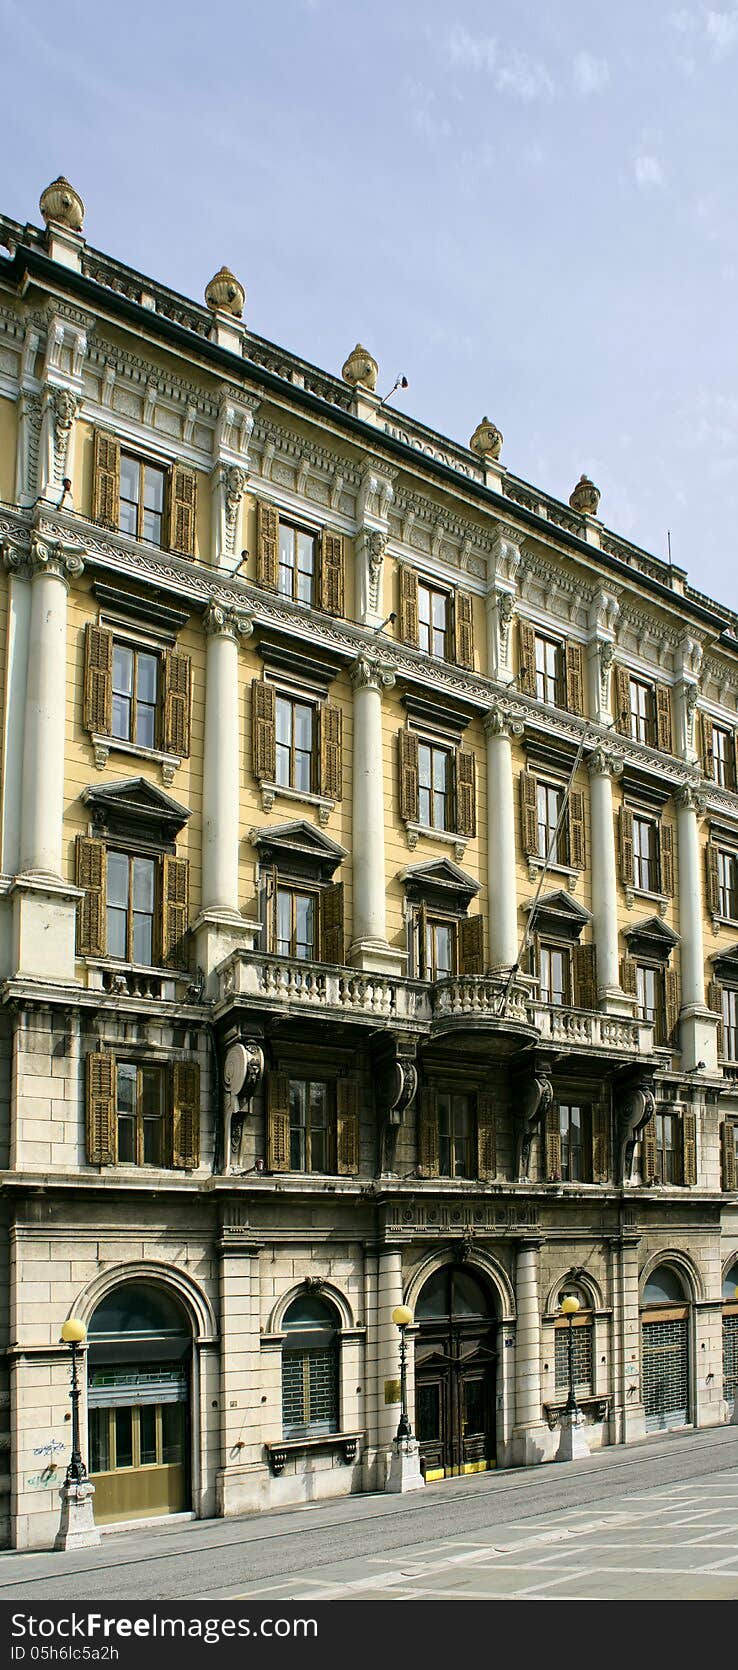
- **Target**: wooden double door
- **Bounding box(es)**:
[415,1322,497,1479]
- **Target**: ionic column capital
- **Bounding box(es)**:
[203,600,253,641]
[484,700,524,740]
[674,780,706,816]
[28,534,84,585]
[587,745,623,780]
[350,649,395,692]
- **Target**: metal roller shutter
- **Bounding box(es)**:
[723,1314,738,1405]
[642,1317,689,1431]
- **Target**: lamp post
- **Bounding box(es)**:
[555,1292,589,1462]
[385,1303,424,1493]
[560,1293,580,1417]
[54,1317,100,1550]
[60,1318,87,1484]
[391,1304,414,1446]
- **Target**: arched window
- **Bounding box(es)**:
[723,1262,738,1414]
[643,1265,686,1305]
[281,1294,340,1439]
[554,1283,593,1396]
[641,1264,690,1431]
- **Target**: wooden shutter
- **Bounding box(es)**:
[459,914,484,975]
[318,530,345,617]
[336,1078,359,1175]
[721,1122,737,1191]
[399,728,419,823]
[614,665,631,736]
[83,624,113,735]
[161,649,191,757]
[266,1071,290,1173]
[170,1060,200,1170]
[520,768,539,856]
[707,978,725,1057]
[620,954,639,997]
[664,966,680,1045]
[641,1117,657,1184]
[416,901,428,979]
[660,823,675,897]
[453,590,474,669]
[568,788,586,870]
[518,619,536,696]
[545,1101,562,1182]
[168,463,197,558]
[319,701,342,800]
[476,1091,497,1182]
[398,567,419,646]
[320,881,344,965]
[706,844,721,917]
[591,1102,610,1183]
[681,1108,697,1186]
[565,641,584,716]
[655,683,673,754]
[417,1087,439,1178]
[251,679,276,782]
[574,942,598,1011]
[92,429,120,530]
[86,1051,116,1165]
[161,854,189,970]
[455,748,476,838]
[618,805,635,887]
[76,835,106,957]
[256,501,279,589]
[700,711,715,778]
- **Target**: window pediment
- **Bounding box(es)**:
[258,633,345,698]
[82,777,191,843]
[526,888,591,942]
[401,689,478,742]
[250,819,346,881]
[624,916,679,964]
[620,766,672,812]
[710,942,738,983]
[400,857,479,911]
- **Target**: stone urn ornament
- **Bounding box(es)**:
[569,474,601,516]
[205,266,246,318]
[341,343,379,391]
[469,416,503,460]
[39,176,85,233]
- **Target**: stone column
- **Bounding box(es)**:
[588,747,631,1014]
[349,650,403,976]
[675,785,718,1072]
[20,543,82,878]
[373,1243,406,1482]
[484,706,521,970]
[194,603,258,987]
[611,1232,645,1444]
[512,1238,546,1464]
[216,1232,261,1518]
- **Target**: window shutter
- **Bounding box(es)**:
[455,748,476,838]
[655,683,673,754]
[721,1122,737,1191]
[76,834,107,958]
[574,942,598,1011]
[614,665,631,736]
[707,978,724,1057]
[417,1087,439,1177]
[161,649,191,757]
[320,881,344,965]
[565,641,584,716]
[545,1102,562,1182]
[591,1102,610,1183]
[167,463,197,558]
[620,954,639,997]
[641,1117,657,1184]
[256,501,279,589]
[416,901,428,979]
[568,788,586,870]
[453,590,474,669]
[681,1108,697,1186]
[161,854,189,971]
[399,728,419,823]
[336,1077,359,1175]
[459,914,484,975]
[86,1051,116,1166]
[263,863,279,955]
[476,1091,497,1181]
[266,1071,290,1174]
[318,530,345,617]
[700,712,715,778]
[705,844,721,917]
[319,701,342,801]
[659,822,675,897]
[618,806,635,887]
[92,429,120,530]
[83,624,113,735]
[664,966,680,1045]
[520,768,539,856]
[398,567,419,646]
[251,679,276,782]
[170,1060,200,1170]
[518,619,536,696]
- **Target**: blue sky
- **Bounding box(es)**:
[4,0,738,608]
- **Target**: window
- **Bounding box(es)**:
[558,1103,591,1182]
[712,724,735,790]
[718,850,738,920]
[425,916,457,980]
[723,988,738,1061]
[276,888,316,961]
[554,1293,594,1395]
[438,1091,473,1177]
[288,1079,333,1173]
[275,694,315,792]
[278,522,316,605]
[116,1063,166,1166]
[636,964,667,1045]
[536,780,568,864]
[86,1054,199,1170]
[418,583,449,659]
[535,634,564,706]
[539,943,571,1006]
[119,453,166,546]
[418,741,452,831]
[633,816,659,893]
[281,1295,339,1439]
[111,642,158,749]
[629,677,656,745]
[107,851,156,966]
[654,1110,677,1184]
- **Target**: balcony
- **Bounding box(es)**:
[531,1001,654,1058]
[83,960,194,1004]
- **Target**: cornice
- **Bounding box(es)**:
[86,336,221,421]
[252,415,363,492]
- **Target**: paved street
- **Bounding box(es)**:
[2,1426,738,1602]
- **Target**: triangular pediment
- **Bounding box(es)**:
[82,776,190,838]
[711,941,738,981]
[526,889,591,942]
[401,857,479,909]
[250,820,346,880]
[624,915,680,951]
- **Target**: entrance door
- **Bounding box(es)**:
[414,1264,497,1481]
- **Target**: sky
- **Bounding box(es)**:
[3,0,738,610]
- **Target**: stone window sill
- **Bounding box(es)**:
[625,885,668,917]
[526,855,580,893]
[266,1432,363,1476]
[91,731,181,786]
[259,780,334,826]
[405,822,467,862]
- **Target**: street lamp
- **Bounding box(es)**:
[560,1293,580,1418]
[60,1317,87,1485]
[391,1304,414,1447]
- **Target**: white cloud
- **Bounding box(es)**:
[634,154,665,188]
[573,51,609,95]
[444,26,554,101]
[706,9,738,56]
[446,24,498,73]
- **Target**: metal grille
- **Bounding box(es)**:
[555,1324,593,1392]
[642,1318,689,1431]
[282,1346,338,1437]
[723,1314,738,1403]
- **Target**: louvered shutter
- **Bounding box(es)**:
[614,665,631,736]
[620,955,639,997]
[664,966,680,1045]
[520,768,539,856]
[417,1087,439,1177]
[319,702,342,800]
[92,429,120,530]
[641,1117,657,1184]
[86,1051,116,1165]
[251,680,276,782]
[574,942,598,1011]
[655,683,673,754]
[170,1060,200,1170]
[399,729,419,823]
[476,1091,497,1182]
[568,788,586,870]
[161,854,189,970]
[83,624,113,735]
[416,901,428,979]
[453,590,474,669]
[707,979,725,1057]
[455,748,476,838]
[565,641,584,716]
[336,1078,359,1175]
[721,1122,737,1191]
[318,530,345,617]
[266,1072,291,1173]
[76,835,107,957]
[161,649,191,757]
[518,619,536,696]
[618,806,635,887]
[591,1102,610,1183]
[660,823,675,897]
[700,712,715,779]
[545,1101,562,1182]
[681,1108,697,1186]
[706,845,721,917]
[399,567,419,646]
[459,914,484,975]
[320,881,344,965]
[256,501,279,589]
[168,463,197,557]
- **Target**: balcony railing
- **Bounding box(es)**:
[84,960,193,1004]
[531,1001,653,1055]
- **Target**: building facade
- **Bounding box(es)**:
[0,176,737,1550]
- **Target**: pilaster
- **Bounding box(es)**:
[587,746,633,1014]
[349,652,404,975]
[586,590,619,725]
[511,1237,547,1464]
[485,524,521,685]
[484,703,523,970]
[674,783,718,1072]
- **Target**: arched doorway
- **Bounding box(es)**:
[87,1280,192,1524]
[414,1263,497,1481]
[722,1262,738,1421]
[641,1265,690,1432]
